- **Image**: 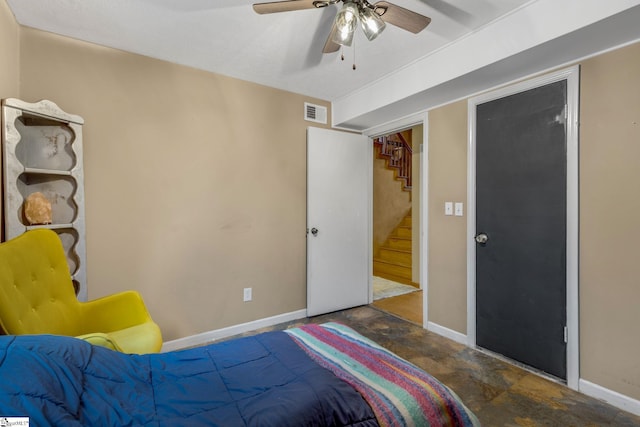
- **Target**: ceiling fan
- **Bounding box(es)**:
[253,0,431,54]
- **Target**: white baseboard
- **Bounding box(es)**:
[161,309,308,352]
[579,379,640,416]
[426,321,640,417]
[161,313,640,418]
[427,321,467,345]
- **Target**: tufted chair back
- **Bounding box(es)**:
[0,229,163,353]
[0,229,83,336]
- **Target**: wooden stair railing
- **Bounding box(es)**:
[373,133,412,191]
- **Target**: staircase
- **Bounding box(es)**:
[373,134,412,192]
[373,210,416,287]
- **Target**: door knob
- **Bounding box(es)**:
[310,227,319,236]
[475,233,489,244]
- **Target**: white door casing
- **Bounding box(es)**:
[467,66,580,389]
[364,113,429,327]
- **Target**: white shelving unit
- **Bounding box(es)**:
[2,98,87,301]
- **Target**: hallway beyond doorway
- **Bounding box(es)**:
[372,275,422,325]
[373,276,418,300]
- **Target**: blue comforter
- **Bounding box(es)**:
[0,332,378,426]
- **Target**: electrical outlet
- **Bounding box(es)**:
[243,287,252,302]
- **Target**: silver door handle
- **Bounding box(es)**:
[310,227,319,236]
[475,233,489,244]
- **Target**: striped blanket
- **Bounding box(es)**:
[285,323,481,427]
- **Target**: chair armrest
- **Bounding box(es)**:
[78,290,155,334]
[76,332,124,352]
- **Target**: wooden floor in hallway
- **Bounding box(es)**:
[371,289,423,325]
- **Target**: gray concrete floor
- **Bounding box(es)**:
[229,305,640,427]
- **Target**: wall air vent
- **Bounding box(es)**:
[304,102,327,124]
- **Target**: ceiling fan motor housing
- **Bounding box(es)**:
[313,0,380,12]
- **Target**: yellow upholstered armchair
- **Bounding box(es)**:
[0,229,162,354]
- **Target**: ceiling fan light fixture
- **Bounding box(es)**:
[330,1,359,47]
[359,6,386,41]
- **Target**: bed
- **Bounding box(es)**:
[0,322,480,426]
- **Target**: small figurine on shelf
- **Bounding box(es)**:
[24,192,52,225]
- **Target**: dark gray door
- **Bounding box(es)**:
[475,80,567,379]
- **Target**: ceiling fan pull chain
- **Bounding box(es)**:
[353,39,357,70]
[341,45,345,62]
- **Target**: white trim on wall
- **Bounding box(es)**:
[466,106,478,347]
[364,113,428,139]
[427,322,467,345]
[367,135,374,304]
[420,115,429,327]
[161,309,307,352]
[580,380,640,417]
[466,65,581,390]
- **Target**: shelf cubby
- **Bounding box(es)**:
[2,98,87,301]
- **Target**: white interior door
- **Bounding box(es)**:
[307,126,369,317]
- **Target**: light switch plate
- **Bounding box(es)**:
[445,202,453,216]
[455,202,464,216]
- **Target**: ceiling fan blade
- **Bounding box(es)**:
[253,0,319,14]
[323,38,340,53]
[372,1,431,34]
[322,21,341,53]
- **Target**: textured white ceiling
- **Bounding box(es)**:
[6,0,533,101]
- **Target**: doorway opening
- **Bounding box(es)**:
[370,125,423,325]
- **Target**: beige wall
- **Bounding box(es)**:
[426,42,640,401]
[5,0,640,403]
[18,27,331,341]
[579,42,640,400]
[0,0,18,99]
[0,0,19,242]
[427,100,468,333]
